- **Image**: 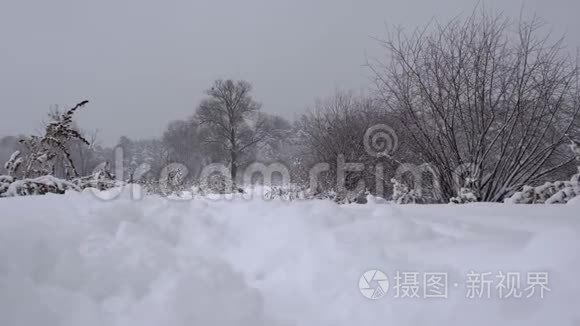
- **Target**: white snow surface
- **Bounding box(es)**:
[1,188,579,326]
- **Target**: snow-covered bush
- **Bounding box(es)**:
[72,162,117,191]
[545,181,580,204]
[333,189,369,204]
[0,164,117,198]
[0,175,79,197]
[307,187,370,204]
[391,178,419,204]
[0,175,14,195]
[450,178,478,204]
[0,100,117,199]
[450,187,478,204]
[3,151,23,177]
[19,101,90,179]
[506,181,566,204]
[199,173,234,195]
[506,138,580,204]
[260,184,371,204]
[263,185,306,201]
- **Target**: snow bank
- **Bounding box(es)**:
[1,192,579,326]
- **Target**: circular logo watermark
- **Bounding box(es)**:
[364,124,398,157]
[359,269,390,300]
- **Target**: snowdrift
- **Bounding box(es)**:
[1,189,579,326]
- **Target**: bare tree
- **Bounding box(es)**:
[196,79,270,182]
[371,11,580,201]
[162,118,205,176]
[252,115,290,158]
[116,136,170,183]
[298,91,414,198]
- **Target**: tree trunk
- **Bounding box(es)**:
[230,150,237,183]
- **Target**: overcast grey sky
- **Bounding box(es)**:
[1,0,579,144]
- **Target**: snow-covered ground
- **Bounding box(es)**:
[1,189,579,326]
